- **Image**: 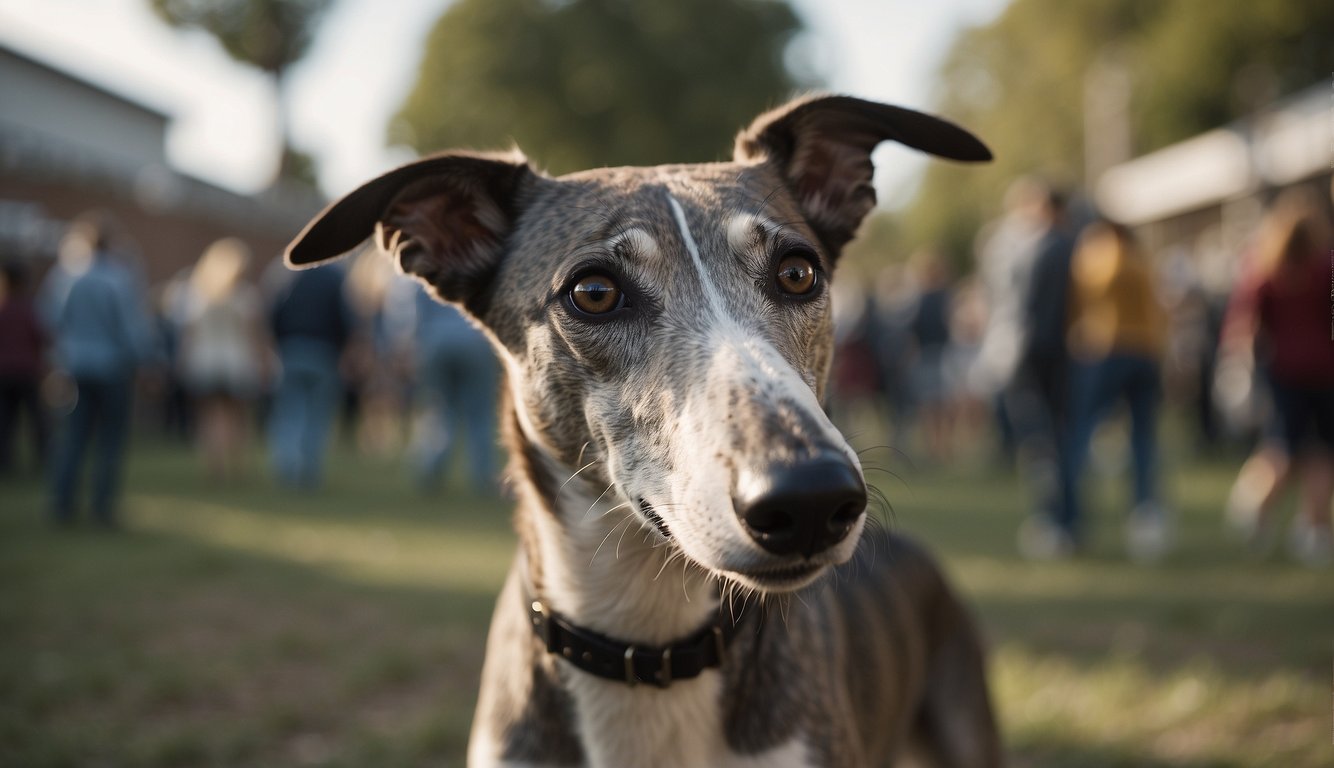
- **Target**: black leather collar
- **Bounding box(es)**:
[528,598,736,688]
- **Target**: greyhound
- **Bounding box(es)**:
[285,95,1001,768]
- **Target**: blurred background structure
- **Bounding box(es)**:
[1,0,1332,765]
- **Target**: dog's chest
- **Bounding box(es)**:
[562,669,813,768]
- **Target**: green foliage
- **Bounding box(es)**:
[1133,1,1334,152]
[894,0,1334,269]
[391,0,806,174]
[149,0,331,75]
[149,0,333,186]
[280,145,320,190]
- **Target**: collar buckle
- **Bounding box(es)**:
[657,647,672,688]
[531,600,554,652]
[623,646,637,687]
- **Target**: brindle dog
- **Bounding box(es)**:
[286,95,1001,768]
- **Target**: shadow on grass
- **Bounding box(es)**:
[0,477,508,768]
[1009,740,1250,768]
[972,589,1333,682]
[3,438,1328,767]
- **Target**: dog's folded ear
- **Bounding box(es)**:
[734,95,991,255]
[285,150,533,305]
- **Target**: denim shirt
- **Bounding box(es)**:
[41,257,154,381]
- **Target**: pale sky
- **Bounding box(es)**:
[0,0,1007,206]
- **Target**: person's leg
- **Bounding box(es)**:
[1057,358,1119,541]
[49,377,98,522]
[268,353,305,486]
[1014,358,1082,557]
[24,378,49,472]
[90,375,132,525]
[197,394,226,480]
[1126,357,1161,508]
[1290,390,1334,565]
[0,378,18,473]
[1297,453,1334,525]
[1226,443,1290,539]
[1123,356,1170,561]
[1228,374,1303,543]
[414,345,452,489]
[225,396,250,479]
[457,340,500,493]
[298,353,343,488]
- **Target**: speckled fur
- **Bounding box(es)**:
[286,96,1001,768]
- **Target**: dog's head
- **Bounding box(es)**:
[288,95,989,593]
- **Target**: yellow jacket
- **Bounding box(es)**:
[1067,230,1166,361]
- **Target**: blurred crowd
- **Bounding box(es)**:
[1,183,1330,569]
[0,210,501,526]
[829,179,1333,567]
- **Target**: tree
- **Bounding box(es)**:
[391,0,807,175]
[150,0,332,187]
[892,0,1334,270]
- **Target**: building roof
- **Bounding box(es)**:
[1095,83,1332,225]
[0,43,172,122]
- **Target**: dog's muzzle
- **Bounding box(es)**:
[735,452,866,558]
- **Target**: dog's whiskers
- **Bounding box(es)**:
[581,482,616,521]
[651,547,680,581]
[561,457,601,491]
[588,512,635,566]
[614,513,637,560]
[598,500,633,518]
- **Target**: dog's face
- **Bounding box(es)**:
[287,96,989,594]
[484,162,859,592]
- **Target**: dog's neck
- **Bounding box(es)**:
[511,429,722,646]
[504,415,812,768]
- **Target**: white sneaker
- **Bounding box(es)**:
[1287,520,1333,567]
[1127,504,1172,563]
[1017,517,1075,561]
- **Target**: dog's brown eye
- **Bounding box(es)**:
[775,253,818,296]
[569,273,623,315]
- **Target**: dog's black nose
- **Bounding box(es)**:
[736,455,867,558]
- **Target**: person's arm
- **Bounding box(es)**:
[1219,269,1262,356]
[112,269,159,368]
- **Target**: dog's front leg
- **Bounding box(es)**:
[469,561,584,768]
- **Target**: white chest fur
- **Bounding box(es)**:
[562,669,811,768]
[504,467,813,768]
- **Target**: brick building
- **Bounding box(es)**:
[0,44,321,286]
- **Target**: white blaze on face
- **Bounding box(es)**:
[660,329,861,569]
[668,194,732,325]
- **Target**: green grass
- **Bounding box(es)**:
[1,429,1330,767]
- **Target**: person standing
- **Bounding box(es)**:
[0,261,48,476]
[178,238,268,480]
[41,213,154,526]
[405,285,499,495]
[1222,191,1334,566]
[1060,221,1170,561]
[266,259,353,489]
[905,250,956,462]
[1004,186,1077,558]
[971,178,1049,460]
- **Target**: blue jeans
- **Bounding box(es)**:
[1004,354,1067,522]
[415,335,499,492]
[1059,353,1161,538]
[50,374,132,523]
[268,340,342,488]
